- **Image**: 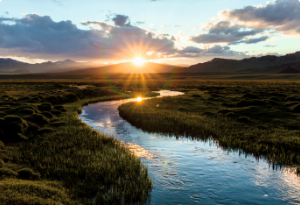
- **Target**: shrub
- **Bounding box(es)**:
[17,168,40,180]
[268,100,280,106]
[243,93,259,99]
[50,121,67,127]
[292,104,300,113]
[4,115,24,124]
[202,111,215,117]
[251,100,266,106]
[217,109,231,114]
[40,111,54,119]
[50,110,62,115]
[0,159,4,168]
[53,105,65,110]
[236,100,252,107]
[37,127,55,135]
[192,94,201,98]
[237,116,252,124]
[0,168,18,179]
[26,122,40,133]
[38,102,53,111]
[226,112,238,118]
[268,96,281,102]
[27,114,49,126]
[0,140,4,149]
[285,96,300,102]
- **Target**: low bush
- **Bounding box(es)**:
[0,159,4,168]
[40,111,54,119]
[237,116,252,124]
[38,102,53,112]
[37,127,55,135]
[217,109,231,114]
[243,93,259,99]
[26,114,49,126]
[50,121,67,127]
[202,111,216,117]
[50,110,62,115]
[0,168,18,179]
[17,168,40,180]
[291,104,300,113]
[236,100,252,107]
[226,112,238,118]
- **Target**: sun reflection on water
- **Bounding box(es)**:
[124,142,156,159]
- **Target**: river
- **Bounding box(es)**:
[79,90,300,205]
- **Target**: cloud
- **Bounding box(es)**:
[190,20,266,44]
[0,13,245,61]
[221,0,300,35]
[173,45,245,58]
[112,14,130,26]
[229,36,269,45]
[0,14,177,60]
[264,45,276,47]
[136,21,145,25]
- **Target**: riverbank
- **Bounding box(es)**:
[0,82,153,204]
[119,81,300,170]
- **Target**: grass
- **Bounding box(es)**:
[1,77,300,204]
[0,81,153,204]
[119,81,300,170]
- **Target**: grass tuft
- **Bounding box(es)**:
[17,168,40,180]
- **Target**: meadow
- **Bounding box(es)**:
[1,76,300,204]
[0,81,155,205]
[119,80,300,173]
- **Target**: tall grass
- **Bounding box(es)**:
[119,84,300,169]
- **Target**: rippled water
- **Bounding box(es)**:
[79,91,300,205]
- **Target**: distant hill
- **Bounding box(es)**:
[0,58,99,73]
[279,67,300,74]
[174,51,300,73]
[175,64,190,67]
[64,62,182,74]
[0,68,30,74]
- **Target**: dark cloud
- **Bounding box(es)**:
[221,0,300,34]
[191,20,265,44]
[112,14,130,27]
[0,14,245,61]
[229,36,269,45]
[173,45,245,58]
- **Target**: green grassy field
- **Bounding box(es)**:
[1,77,300,204]
[0,81,155,204]
[119,80,300,173]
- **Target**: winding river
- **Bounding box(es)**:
[79,90,300,205]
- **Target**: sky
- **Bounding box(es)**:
[0,0,299,65]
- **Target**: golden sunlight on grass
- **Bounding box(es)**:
[133,57,145,66]
[136,97,143,102]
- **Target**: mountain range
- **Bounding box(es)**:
[175,52,300,73]
[0,59,99,74]
[0,51,300,74]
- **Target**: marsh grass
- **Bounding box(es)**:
[0,81,153,204]
[119,81,300,171]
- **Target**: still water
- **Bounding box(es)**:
[79,91,300,205]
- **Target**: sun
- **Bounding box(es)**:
[133,57,145,66]
[136,97,142,102]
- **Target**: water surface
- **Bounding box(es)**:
[79,91,300,205]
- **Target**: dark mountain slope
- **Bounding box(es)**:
[175,51,300,73]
